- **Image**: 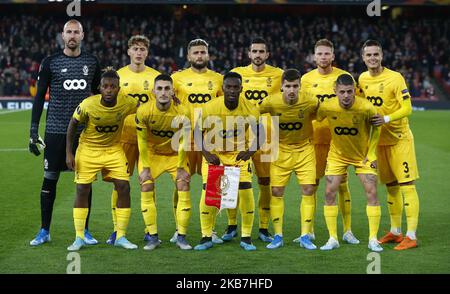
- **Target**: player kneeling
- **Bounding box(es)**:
[66,68,138,251]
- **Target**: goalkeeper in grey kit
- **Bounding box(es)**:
[28,20,101,246]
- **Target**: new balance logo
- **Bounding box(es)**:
[61,68,67,73]
[334,127,358,136]
[63,79,87,90]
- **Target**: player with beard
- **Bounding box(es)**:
[296,39,359,246]
[229,37,283,243]
[171,39,223,244]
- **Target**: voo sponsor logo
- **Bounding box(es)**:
[63,79,87,90]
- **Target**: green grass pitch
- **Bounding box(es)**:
[0,109,449,274]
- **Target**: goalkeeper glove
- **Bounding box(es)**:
[29,124,46,156]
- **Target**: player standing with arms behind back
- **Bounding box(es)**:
[229,37,283,243]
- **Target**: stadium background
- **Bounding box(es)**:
[0,0,449,275]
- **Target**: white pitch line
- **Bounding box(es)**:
[0,109,30,115]
[0,148,28,152]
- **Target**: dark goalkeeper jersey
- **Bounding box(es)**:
[31,50,101,134]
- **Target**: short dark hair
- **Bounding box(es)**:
[314,39,334,52]
[223,71,242,83]
[154,74,173,84]
[335,74,355,87]
[361,39,383,55]
[282,69,301,83]
[101,66,120,81]
[249,37,269,52]
[188,38,209,51]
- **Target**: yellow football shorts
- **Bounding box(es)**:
[137,149,189,184]
[314,143,330,179]
[75,144,130,184]
[120,142,138,177]
[271,144,316,187]
[377,135,419,184]
[325,152,377,176]
[120,114,138,144]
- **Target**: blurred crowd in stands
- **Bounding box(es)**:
[1,14,449,100]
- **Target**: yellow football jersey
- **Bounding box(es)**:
[317,96,377,162]
[73,94,137,148]
[301,67,351,144]
[117,65,161,142]
[136,100,190,155]
[171,68,223,119]
[201,96,260,155]
[258,92,317,151]
[358,67,412,145]
[231,64,283,105]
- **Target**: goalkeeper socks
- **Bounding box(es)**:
[176,191,191,235]
[258,184,271,229]
[40,178,57,231]
[338,181,352,233]
[387,185,402,235]
[73,208,88,239]
[116,208,131,240]
[301,195,315,236]
[111,189,118,232]
[270,195,284,236]
[401,185,420,240]
[239,188,255,238]
[227,208,238,226]
[172,189,178,229]
[199,189,216,237]
[366,205,381,240]
[141,191,157,235]
[324,205,338,240]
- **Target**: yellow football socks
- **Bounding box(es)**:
[73,208,88,239]
[324,205,338,240]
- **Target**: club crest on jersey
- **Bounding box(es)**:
[313,84,318,88]
[143,80,149,90]
[83,65,89,76]
[123,83,129,87]
[266,77,272,87]
[187,83,193,87]
[352,115,361,125]
[208,81,213,90]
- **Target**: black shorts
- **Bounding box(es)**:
[43,133,80,172]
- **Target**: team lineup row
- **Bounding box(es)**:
[28,20,420,252]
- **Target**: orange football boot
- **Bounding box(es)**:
[394,237,418,250]
[378,232,403,244]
